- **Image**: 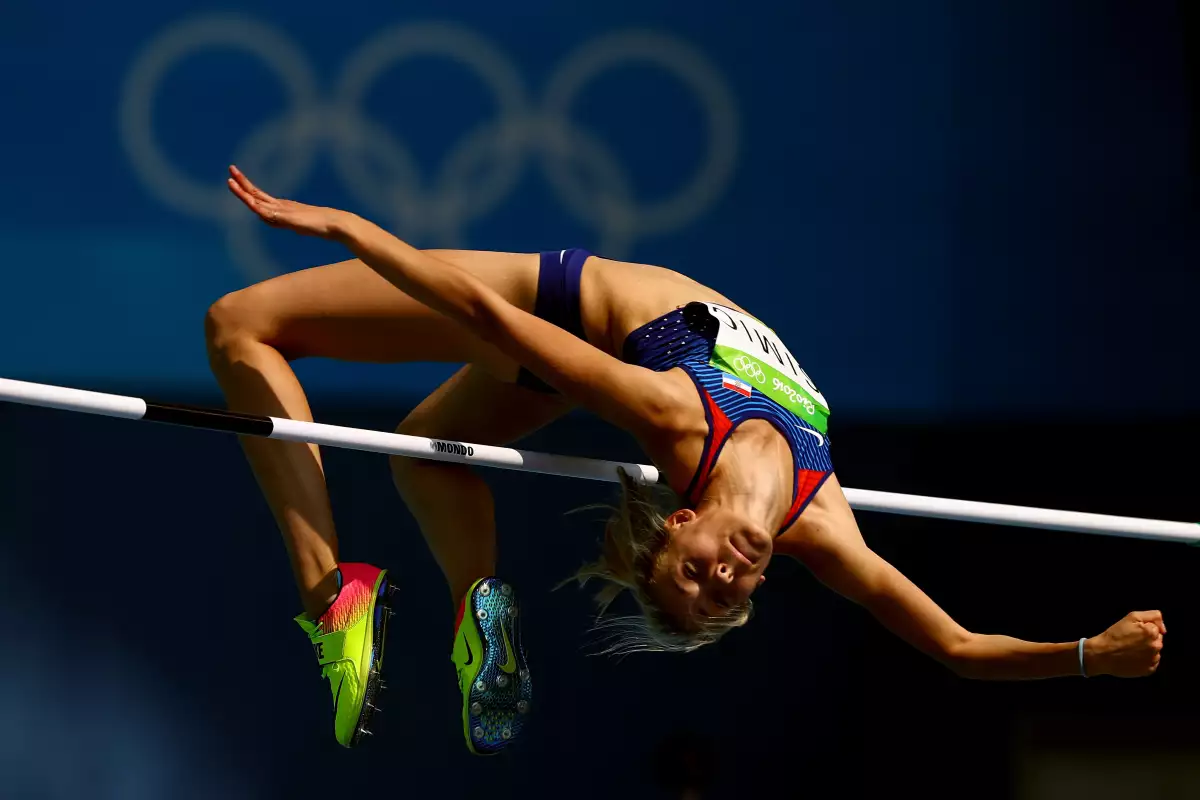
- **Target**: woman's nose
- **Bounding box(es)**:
[715,562,735,584]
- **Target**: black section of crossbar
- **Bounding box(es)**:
[142,401,275,438]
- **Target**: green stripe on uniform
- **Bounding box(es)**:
[711,343,830,434]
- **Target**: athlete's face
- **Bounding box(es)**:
[651,507,770,628]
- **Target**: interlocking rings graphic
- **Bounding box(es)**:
[118,15,740,280]
[731,355,767,384]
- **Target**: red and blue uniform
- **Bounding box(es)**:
[521,249,834,531]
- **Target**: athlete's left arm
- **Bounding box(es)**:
[226,166,689,438]
[787,482,1164,680]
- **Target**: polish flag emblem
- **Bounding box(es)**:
[722,374,752,397]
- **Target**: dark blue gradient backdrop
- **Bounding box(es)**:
[0,2,1197,799]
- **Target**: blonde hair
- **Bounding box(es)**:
[559,469,753,656]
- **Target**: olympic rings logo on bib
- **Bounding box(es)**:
[730,354,817,415]
[705,303,830,434]
[731,355,767,384]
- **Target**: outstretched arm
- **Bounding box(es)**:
[787,492,1165,680]
[226,166,688,437]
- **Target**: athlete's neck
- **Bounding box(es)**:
[696,428,793,534]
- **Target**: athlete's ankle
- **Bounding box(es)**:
[450,575,495,638]
[449,574,491,611]
[301,568,342,619]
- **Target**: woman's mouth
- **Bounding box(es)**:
[730,530,770,568]
[730,540,757,567]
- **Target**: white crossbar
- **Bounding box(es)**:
[1,377,1196,544]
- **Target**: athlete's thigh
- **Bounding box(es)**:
[233,252,539,375]
[397,364,574,447]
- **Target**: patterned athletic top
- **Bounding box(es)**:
[622,301,834,533]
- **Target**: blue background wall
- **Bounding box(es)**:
[1,0,1194,417]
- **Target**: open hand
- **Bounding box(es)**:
[1088,610,1165,677]
[226,165,344,238]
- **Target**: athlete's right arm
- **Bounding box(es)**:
[787,483,1165,680]
[226,165,691,438]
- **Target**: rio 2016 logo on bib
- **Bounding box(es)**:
[705,303,830,433]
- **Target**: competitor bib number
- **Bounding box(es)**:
[704,303,830,434]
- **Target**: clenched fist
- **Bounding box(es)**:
[1086,611,1166,678]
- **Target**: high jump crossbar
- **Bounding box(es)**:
[1,377,1196,545]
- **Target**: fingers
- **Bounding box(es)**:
[1145,622,1164,676]
[227,179,275,225]
[226,166,280,225]
[228,164,267,198]
[1131,609,1163,625]
[226,176,256,209]
[1130,610,1167,635]
[1144,626,1164,666]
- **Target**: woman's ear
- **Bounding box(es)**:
[665,508,697,531]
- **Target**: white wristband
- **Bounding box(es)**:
[1078,638,1088,678]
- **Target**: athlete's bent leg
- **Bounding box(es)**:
[204,252,539,747]
[390,365,570,754]
[390,365,572,605]
[205,254,537,616]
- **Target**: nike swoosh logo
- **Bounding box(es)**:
[462,638,474,667]
[498,622,517,674]
[799,427,825,447]
[332,675,344,719]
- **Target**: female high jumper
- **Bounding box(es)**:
[208,165,1165,754]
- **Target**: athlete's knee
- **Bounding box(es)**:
[204,287,277,366]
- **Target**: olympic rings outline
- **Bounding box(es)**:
[731,355,767,384]
[117,15,740,279]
